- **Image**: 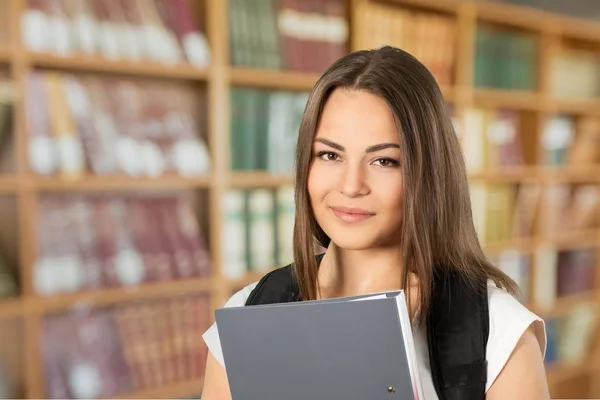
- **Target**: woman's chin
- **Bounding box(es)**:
[328,236,379,251]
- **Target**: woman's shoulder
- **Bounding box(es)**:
[484,280,547,391]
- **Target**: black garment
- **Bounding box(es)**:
[245,254,489,400]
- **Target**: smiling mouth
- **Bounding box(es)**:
[330,206,375,222]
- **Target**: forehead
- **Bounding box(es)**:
[315,88,400,144]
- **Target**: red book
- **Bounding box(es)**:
[141,199,175,282]
[160,0,210,66]
[42,315,71,398]
[92,197,118,287]
[108,197,146,287]
[26,72,56,175]
[157,197,195,279]
[71,196,105,290]
[71,309,132,397]
[173,196,211,276]
[192,295,210,377]
[277,0,302,71]
[169,298,189,381]
[326,0,348,66]
[113,305,144,390]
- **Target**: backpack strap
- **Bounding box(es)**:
[245,264,300,305]
[427,271,489,400]
[245,253,324,305]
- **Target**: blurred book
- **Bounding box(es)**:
[535,246,597,310]
[42,293,210,398]
[25,71,211,178]
[544,302,598,367]
[470,183,518,246]
[462,107,525,173]
[541,115,600,167]
[550,50,600,99]
[221,186,295,279]
[487,249,531,303]
[486,0,600,22]
[0,250,18,299]
[230,87,307,174]
[33,194,210,296]
[21,0,210,66]
[539,184,599,236]
[475,24,537,91]
[0,78,14,171]
[353,0,456,87]
[230,0,349,74]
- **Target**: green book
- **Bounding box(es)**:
[261,0,282,69]
[475,26,494,88]
[231,88,259,170]
[229,0,243,65]
[255,90,270,170]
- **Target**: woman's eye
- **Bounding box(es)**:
[373,158,399,167]
[316,151,339,161]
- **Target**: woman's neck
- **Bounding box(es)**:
[317,243,406,299]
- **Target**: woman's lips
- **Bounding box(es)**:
[330,206,375,222]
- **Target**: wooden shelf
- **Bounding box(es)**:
[468,167,537,182]
[542,230,600,250]
[30,277,212,314]
[0,298,24,319]
[0,175,18,193]
[549,97,600,117]
[226,270,270,290]
[536,289,600,318]
[230,67,319,91]
[229,172,294,188]
[475,1,549,31]
[467,166,600,183]
[559,16,600,43]
[538,166,600,183]
[546,360,593,382]
[28,52,210,81]
[389,0,459,14]
[484,237,536,254]
[31,174,212,192]
[440,85,457,103]
[0,46,10,63]
[474,88,543,110]
[111,379,203,399]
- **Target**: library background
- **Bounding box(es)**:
[0,0,598,398]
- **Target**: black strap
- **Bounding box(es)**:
[427,271,489,400]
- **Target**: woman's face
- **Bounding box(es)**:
[308,88,404,250]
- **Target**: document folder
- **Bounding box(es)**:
[215,290,425,400]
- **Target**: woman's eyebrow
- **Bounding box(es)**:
[315,138,344,151]
[314,138,400,153]
[365,143,400,153]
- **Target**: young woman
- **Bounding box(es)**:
[201,46,549,399]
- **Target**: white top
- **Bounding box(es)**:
[202,280,547,399]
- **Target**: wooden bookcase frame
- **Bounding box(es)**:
[0,0,597,397]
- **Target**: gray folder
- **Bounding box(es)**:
[215,290,425,400]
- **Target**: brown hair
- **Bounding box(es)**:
[292,46,518,321]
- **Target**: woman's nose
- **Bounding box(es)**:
[339,163,369,198]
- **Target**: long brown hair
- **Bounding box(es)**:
[292,46,518,321]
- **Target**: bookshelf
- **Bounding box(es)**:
[0,48,10,64]
[28,53,211,81]
[0,0,597,398]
